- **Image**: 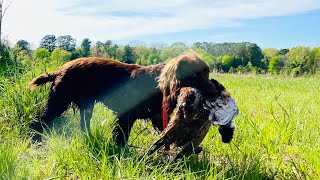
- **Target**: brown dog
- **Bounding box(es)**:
[29,53,217,146]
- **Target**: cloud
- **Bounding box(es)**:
[4,0,320,46]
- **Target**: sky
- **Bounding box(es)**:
[3,0,320,49]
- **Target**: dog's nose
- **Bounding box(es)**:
[219,124,235,143]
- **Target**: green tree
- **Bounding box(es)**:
[14,40,32,61]
[192,42,203,49]
[16,40,31,52]
[221,55,242,72]
[263,48,279,58]
[243,62,254,73]
[262,48,279,68]
[33,48,50,61]
[279,49,289,55]
[10,45,30,62]
[40,35,56,52]
[51,48,71,64]
[122,45,135,64]
[147,53,161,65]
[160,42,188,61]
[194,48,218,70]
[308,47,320,74]
[80,38,91,57]
[105,40,112,47]
[90,46,109,58]
[90,41,118,59]
[268,55,284,74]
[247,43,264,68]
[70,48,83,60]
[96,41,104,48]
[56,35,76,52]
[91,41,104,58]
[133,45,151,65]
[286,47,310,75]
[221,55,233,72]
[107,44,119,59]
[191,42,264,68]
[116,47,123,60]
[102,41,118,59]
[286,47,310,65]
[0,43,10,66]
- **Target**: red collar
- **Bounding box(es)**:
[162,98,170,151]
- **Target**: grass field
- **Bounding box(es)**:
[0,63,320,179]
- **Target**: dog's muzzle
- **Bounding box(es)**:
[218,122,235,143]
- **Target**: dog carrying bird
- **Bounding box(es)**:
[29,53,221,147]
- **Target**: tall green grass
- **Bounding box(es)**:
[0,61,319,179]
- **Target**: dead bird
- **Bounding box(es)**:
[148,85,238,160]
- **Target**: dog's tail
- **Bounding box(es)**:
[29,72,59,90]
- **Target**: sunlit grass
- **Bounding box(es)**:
[205,73,320,179]
[0,62,319,179]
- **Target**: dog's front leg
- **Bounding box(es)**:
[113,115,136,147]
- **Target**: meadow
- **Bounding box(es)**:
[0,61,320,179]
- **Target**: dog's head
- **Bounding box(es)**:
[157,53,238,143]
[157,52,212,111]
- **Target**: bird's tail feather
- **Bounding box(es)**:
[147,138,166,156]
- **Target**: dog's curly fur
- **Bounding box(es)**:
[29,52,217,146]
[157,53,218,114]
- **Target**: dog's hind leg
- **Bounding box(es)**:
[79,102,94,133]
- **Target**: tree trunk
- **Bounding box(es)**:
[0,2,2,50]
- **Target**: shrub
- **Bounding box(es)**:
[268,56,284,74]
[51,48,71,64]
[33,48,50,61]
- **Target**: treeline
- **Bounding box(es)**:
[1,34,320,76]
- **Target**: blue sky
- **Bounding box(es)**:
[4,0,320,49]
[134,10,320,49]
